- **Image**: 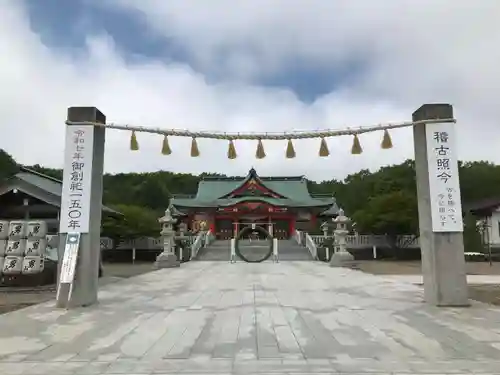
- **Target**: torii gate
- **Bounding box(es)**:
[55,104,469,308]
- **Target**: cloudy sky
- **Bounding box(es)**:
[1,0,499,181]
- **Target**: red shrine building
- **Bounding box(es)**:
[170,168,339,239]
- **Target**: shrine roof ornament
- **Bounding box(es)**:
[66,117,455,159]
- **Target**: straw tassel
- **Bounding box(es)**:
[190,137,200,157]
[351,134,363,155]
[161,135,172,155]
[319,137,329,157]
[285,139,296,158]
[130,131,139,151]
[255,139,266,159]
[227,139,237,159]
[381,129,393,149]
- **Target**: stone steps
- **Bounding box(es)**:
[195,239,313,261]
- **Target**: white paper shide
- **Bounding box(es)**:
[426,122,463,232]
[59,126,94,233]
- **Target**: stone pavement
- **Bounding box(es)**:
[1,261,500,374]
[382,274,500,285]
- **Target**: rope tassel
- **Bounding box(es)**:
[285,139,296,158]
[190,137,200,157]
[130,131,139,151]
[381,129,393,149]
[256,139,266,159]
[319,137,329,157]
[351,134,363,155]
[161,135,172,155]
[227,139,237,159]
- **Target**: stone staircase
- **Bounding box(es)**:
[277,239,313,261]
[194,239,313,261]
[195,240,231,261]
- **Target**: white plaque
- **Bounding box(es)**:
[426,122,463,232]
[59,233,81,284]
[59,126,94,233]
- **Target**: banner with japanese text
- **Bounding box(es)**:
[426,122,463,232]
[59,126,94,233]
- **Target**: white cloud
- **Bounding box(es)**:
[0,0,499,182]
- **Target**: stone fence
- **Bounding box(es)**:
[309,234,420,249]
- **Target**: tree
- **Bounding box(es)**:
[0,145,497,244]
[0,149,19,182]
[101,204,161,247]
[463,212,483,253]
[352,190,419,249]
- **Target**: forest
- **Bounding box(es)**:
[0,148,498,249]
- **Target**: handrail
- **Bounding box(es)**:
[204,229,216,247]
[293,230,302,245]
[190,231,207,260]
[304,232,318,260]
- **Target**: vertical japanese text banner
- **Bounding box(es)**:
[59,126,95,233]
[426,122,464,232]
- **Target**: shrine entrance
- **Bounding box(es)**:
[58,103,470,309]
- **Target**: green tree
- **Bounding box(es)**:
[459,161,500,203]
[463,212,483,253]
[352,190,419,248]
[101,204,161,246]
[0,149,19,181]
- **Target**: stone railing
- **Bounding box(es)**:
[304,232,318,260]
[190,231,207,260]
[293,230,302,246]
[100,235,198,251]
[205,229,216,247]
[310,234,420,249]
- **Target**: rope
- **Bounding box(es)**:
[65,118,455,140]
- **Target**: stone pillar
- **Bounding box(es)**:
[329,209,355,267]
[154,207,180,268]
[56,107,106,308]
[413,104,469,306]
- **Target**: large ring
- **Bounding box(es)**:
[235,226,273,263]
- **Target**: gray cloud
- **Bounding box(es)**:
[1,0,499,181]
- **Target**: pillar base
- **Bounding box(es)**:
[154,252,180,269]
[329,251,356,268]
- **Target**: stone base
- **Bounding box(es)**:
[329,251,356,268]
[154,252,180,269]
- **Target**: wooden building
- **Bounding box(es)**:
[0,167,121,233]
[170,168,339,239]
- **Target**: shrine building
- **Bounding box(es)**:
[170,168,339,240]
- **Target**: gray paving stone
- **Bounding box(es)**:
[0,261,500,374]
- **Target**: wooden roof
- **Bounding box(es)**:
[0,167,121,217]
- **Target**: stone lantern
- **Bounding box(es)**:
[329,208,355,267]
[154,207,180,269]
[320,221,329,238]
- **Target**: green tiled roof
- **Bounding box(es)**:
[171,169,336,208]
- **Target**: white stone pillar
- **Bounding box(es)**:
[413,104,469,306]
[57,107,106,308]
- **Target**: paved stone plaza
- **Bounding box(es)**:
[1,261,500,374]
